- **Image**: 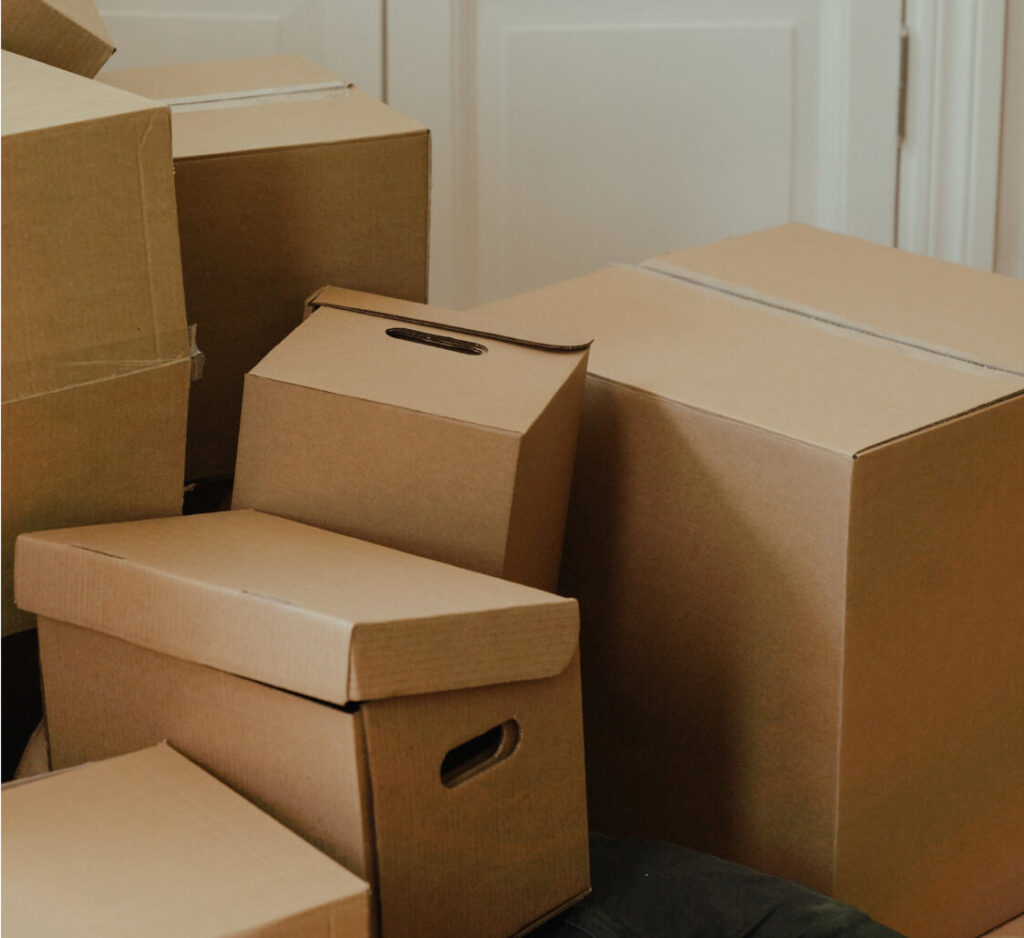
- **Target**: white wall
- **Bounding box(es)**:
[995,0,1024,278]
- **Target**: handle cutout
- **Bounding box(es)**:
[386,327,487,356]
[440,719,520,788]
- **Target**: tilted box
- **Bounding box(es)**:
[15,509,590,938]
[233,287,590,592]
[475,223,1024,938]
[2,0,114,77]
[101,56,431,482]
[2,743,371,937]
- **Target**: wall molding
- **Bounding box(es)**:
[898,0,1006,269]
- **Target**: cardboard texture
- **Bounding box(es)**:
[474,223,1024,938]
[1,0,114,77]
[232,287,590,592]
[2,50,190,643]
[15,509,591,938]
[100,55,431,482]
[2,743,370,937]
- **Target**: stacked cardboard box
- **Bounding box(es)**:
[476,222,1024,938]
[3,744,371,936]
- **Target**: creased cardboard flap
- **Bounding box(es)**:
[14,510,579,705]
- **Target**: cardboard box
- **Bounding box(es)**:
[2,50,190,641]
[1,0,114,77]
[100,56,432,482]
[15,509,591,938]
[232,287,590,592]
[474,223,1024,938]
[2,743,371,937]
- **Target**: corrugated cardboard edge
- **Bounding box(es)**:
[305,285,592,353]
[509,889,593,938]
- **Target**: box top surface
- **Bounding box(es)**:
[250,286,590,434]
[15,510,579,706]
[100,55,427,159]
[1,0,114,77]
[476,224,1024,455]
[1,743,368,938]
[2,50,158,137]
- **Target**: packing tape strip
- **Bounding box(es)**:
[162,80,353,113]
[2,327,193,404]
[629,260,1024,379]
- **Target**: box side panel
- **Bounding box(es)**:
[233,377,519,580]
[361,655,589,938]
[562,376,852,892]
[1,0,113,77]
[838,394,1024,938]
[239,893,371,938]
[2,360,189,637]
[39,619,374,880]
[174,133,429,481]
[502,353,588,592]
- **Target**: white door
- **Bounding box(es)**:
[388,0,904,307]
[96,0,383,97]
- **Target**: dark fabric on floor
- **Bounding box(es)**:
[535,834,906,938]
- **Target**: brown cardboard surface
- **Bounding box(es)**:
[2,0,113,77]
[15,510,579,705]
[2,743,370,937]
[472,224,1024,938]
[100,55,430,481]
[2,50,189,637]
[234,295,588,591]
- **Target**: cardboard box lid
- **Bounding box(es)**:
[475,226,1024,456]
[2,743,369,937]
[100,55,427,160]
[14,510,579,705]
[2,51,191,403]
[253,286,590,435]
[1,0,113,77]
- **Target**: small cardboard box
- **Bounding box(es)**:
[1,0,114,77]
[100,56,431,483]
[233,287,590,592]
[2,51,190,642]
[475,223,1024,938]
[2,743,371,937]
[15,509,590,938]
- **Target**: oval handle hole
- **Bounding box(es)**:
[386,327,487,355]
[440,719,520,788]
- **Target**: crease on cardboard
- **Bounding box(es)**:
[162,81,353,113]
[308,300,593,354]
[632,261,1024,379]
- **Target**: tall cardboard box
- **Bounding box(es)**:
[233,287,590,592]
[3,743,371,937]
[101,56,431,482]
[1,52,190,769]
[475,224,1024,938]
[15,509,591,938]
[1,0,114,77]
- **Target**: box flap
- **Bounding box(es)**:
[1,0,113,78]
[475,236,1024,455]
[252,287,590,434]
[14,510,579,705]
[2,743,369,937]
[100,55,427,159]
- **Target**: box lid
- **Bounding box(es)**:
[475,225,1024,456]
[1,0,113,77]
[100,55,427,160]
[250,286,590,434]
[14,510,579,705]
[1,743,369,938]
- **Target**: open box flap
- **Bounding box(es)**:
[14,510,579,706]
[1,0,114,78]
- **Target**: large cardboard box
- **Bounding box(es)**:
[15,509,590,938]
[2,52,189,656]
[1,0,114,77]
[475,223,1024,938]
[233,287,590,592]
[101,56,431,482]
[2,743,371,937]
